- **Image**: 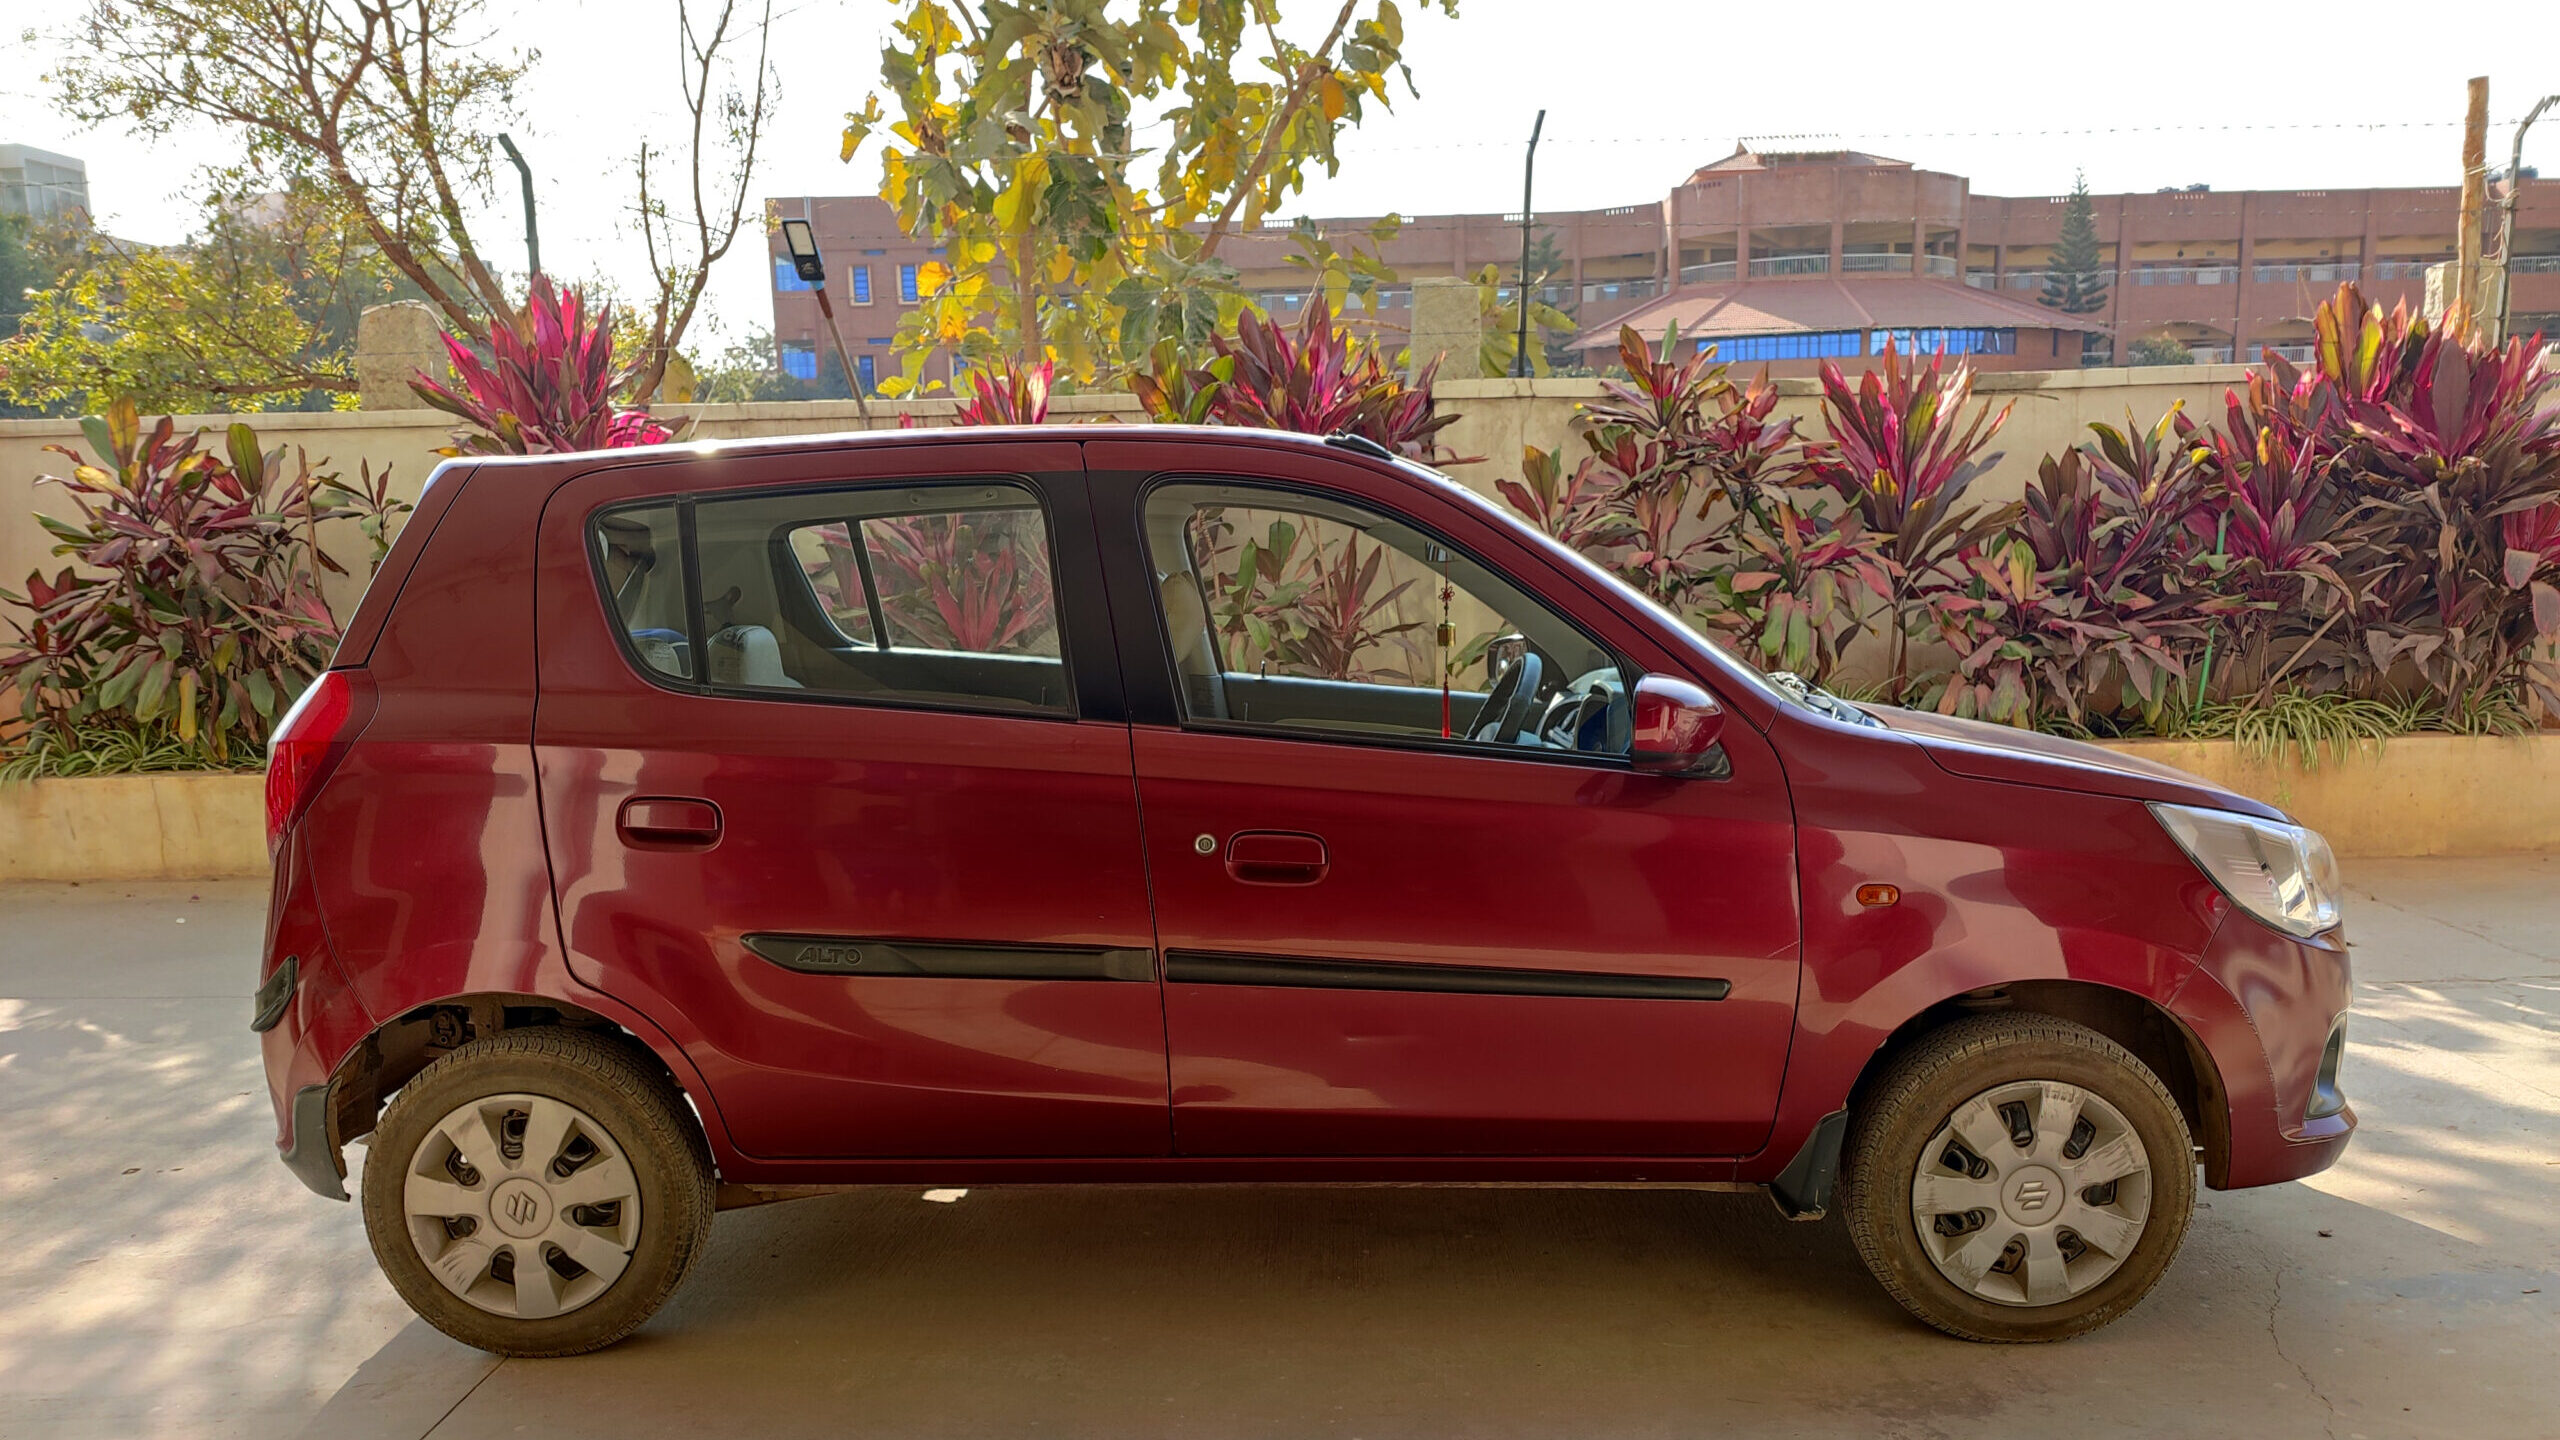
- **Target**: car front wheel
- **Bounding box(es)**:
[1840,1013,2197,1342]
[359,1027,715,1357]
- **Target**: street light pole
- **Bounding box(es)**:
[2498,94,2558,345]
[780,216,874,426]
[1513,110,1546,380]
[495,133,541,279]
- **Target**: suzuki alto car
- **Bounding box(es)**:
[254,427,2353,1356]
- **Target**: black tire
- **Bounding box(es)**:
[360,1027,715,1357]
[1839,1013,2197,1343]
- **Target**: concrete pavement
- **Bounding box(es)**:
[2,860,2554,1439]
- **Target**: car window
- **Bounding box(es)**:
[592,481,1071,715]
[593,504,692,680]
[1141,481,1631,756]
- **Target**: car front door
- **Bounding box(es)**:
[533,441,1170,1160]
[1086,438,1800,1158]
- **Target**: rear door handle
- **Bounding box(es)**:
[619,796,722,848]
[1224,830,1329,886]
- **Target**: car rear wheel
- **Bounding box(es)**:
[360,1028,714,1357]
[1840,1013,2196,1342]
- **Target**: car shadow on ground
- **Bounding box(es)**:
[292,1151,2554,1440]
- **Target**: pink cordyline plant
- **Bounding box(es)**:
[949,358,1054,426]
[410,276,678,456]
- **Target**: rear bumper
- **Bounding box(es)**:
[258,832,368,1201]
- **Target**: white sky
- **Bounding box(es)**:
[5,0,2557,350]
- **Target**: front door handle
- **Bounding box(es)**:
[619,796,722,848]
[1224,830,1329,886]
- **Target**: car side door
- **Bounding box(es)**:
[532,440,1170,1161]
[1086,438,1802,1158]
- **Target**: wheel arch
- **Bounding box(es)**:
[324,993,719,1175]
[1843,978,2234,1188]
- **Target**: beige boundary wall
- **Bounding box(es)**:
[0,365,2257,632]
[2,735,2552,882]
[0,773,267,881]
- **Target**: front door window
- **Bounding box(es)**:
[1142,481,1633,756]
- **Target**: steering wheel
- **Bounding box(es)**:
[1467,651,1543,744]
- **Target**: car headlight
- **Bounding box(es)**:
[2150,802,2343,938]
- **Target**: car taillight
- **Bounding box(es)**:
[265,670,376,857]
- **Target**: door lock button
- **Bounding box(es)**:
[1194,834,1219,855]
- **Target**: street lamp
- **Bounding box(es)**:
[780,217,873,425]
[2497,94,2558,345]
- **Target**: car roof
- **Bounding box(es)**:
[460,423,1399,477]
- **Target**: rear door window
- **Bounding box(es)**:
[592,481,1071,715]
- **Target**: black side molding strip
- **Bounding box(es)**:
[1164,950,1730,1002]
[744,934,1155,982]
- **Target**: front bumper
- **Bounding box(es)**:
[2179,911,2357,1189]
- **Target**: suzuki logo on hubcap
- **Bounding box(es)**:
[2003,1164,2065,1224]
[489,1177,551,1238]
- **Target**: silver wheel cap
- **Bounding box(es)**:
[403,1093,644,1320]
[1909,1079,2153,1308]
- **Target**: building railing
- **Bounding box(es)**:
[2512,254,2560,275]
[1964,270,2048,292]
[1581,278,1663,304]
[2262,343,2317,362]
[1680,261,1737,284]
[2252,262,2360,283]
[1841,252,1907,272]
[1748,253,1831,277]
[2370,261,2435,280]
[1922,254,1958,277]
[2131,265,2238,286]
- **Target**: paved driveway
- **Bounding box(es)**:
[2,860,2555,1439]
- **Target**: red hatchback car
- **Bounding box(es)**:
[255,427,2353,1355]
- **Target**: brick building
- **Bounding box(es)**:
[768,145,2560,385]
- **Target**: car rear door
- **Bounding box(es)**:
[1085,437,1802,1158]
[532,439,1170,1160]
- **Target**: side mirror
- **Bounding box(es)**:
[1631,675,1727,776]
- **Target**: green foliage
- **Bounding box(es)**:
[0,212,36,342]
[1285,216,1407,326]
[842,0,1457,387]
[0,190,431,416]
[1470,263,1576,378]
[2125,334,2197,367]
[2040,172,2110,317]
[0,399,409,769]
[685,326,814,403]
[2156,690,2418,767]
[0,726,263,782]
[55,0,533,339]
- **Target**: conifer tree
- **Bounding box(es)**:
[2040,172,2110,316]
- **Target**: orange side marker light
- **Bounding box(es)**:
[1856,883,1900,908]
